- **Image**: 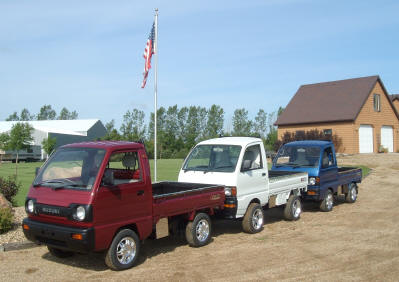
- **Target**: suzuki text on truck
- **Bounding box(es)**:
[22,141,225,270]
[178,137,308,233]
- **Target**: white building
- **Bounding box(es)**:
[0,119,107,160]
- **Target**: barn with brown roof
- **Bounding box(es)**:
[275,75,399,153]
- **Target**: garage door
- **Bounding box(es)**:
[381,126,393,152]
[359,125,373,153]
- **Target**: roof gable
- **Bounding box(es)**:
[275,76,380,126]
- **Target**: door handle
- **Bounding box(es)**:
[262,173,266,176]
[137,190,144,196]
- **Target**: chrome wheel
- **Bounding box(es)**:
[116,236,136,265]
[326,193,333,210]
[251,208,264,230]
[293,199,302,218]
[195,219,210,242]
[351,186,357,201]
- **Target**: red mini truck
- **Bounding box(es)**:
[22,141,225,270]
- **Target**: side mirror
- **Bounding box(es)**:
[102,169,115,186]
[241,160,252,171]
[35,167,40,176]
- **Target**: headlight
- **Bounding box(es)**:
[27,199,34,213]
[224,187,236,196]
[73,206,86,221]
[309,177,316,186]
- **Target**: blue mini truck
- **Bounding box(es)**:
[271,140,362,212]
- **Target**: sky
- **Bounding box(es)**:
[1,0,399,130]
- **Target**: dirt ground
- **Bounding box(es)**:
[1,154,398,281]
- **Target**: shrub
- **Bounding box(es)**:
[274,129,343,152]
[0,176,21,204]
[0,208,13,234]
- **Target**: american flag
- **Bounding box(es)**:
[141,22,155,88]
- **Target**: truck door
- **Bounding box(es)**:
[236,144,268,215]
[94,150,152,227]
[320,146,339,194]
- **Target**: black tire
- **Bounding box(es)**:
[47,246,74,258]
[320,190,334,212]
[185,213,212,247]
[345,183,357,203]
[284,195,302,221]
[105,229,140,271]
[242,203,264,234]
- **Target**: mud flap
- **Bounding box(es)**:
[156,218,169,239]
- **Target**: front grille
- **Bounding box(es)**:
[35,204,70,218]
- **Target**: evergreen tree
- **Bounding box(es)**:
[205,104,224,139]
[232,108,252,136]
[6,112,19,121]
[37,105,56,120]
[120,109,146,141]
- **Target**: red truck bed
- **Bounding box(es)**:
[152,182,225,221]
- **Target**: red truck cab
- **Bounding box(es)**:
[23,141,225,270]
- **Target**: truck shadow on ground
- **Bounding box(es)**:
[40,237,195,271]
[39,198,350,271]
[42,251,108,271]
[301,196,349,212]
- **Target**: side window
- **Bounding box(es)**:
[106,151,142,185]
[241,145,263,170]
[321,147,335,168]
[373,94,381,112]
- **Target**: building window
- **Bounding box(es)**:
[323,129,332,136]
[374,94,381,112]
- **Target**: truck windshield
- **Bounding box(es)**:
[33,147,106,190]
[183,145,241,172]
[274,146,320,167]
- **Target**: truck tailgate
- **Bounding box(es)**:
[338,167,362,185]
[152,182,225,220]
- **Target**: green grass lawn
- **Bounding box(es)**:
[0,159,370,207]
[0,159,185,207]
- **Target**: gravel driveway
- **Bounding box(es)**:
[1,153,398,281]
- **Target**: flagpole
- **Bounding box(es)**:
[154,8,158,182]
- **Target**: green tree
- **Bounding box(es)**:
[0,133,10,165]
[102,120,122,140]
[197,107,208,140]
[163,105,180,158]
[58,107,78,120]
[204,105,224,139]
[41,136,57,158]
[184,106,199,149]
[265,107,284,151]
[37,105,56,120]
[20,108,34,121]
[278,106,285,116]
[232,108,252,136]
[120,109,146,141]
[6,112,19,121]
[4,123,34,177]
[254,109,268,138]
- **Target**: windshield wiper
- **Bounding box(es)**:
[33,179,79,189]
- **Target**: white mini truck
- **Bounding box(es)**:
[178,137,308,233]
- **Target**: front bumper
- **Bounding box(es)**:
[302,186,321,201]
[223,196,238,219]
[22,218,95,253]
